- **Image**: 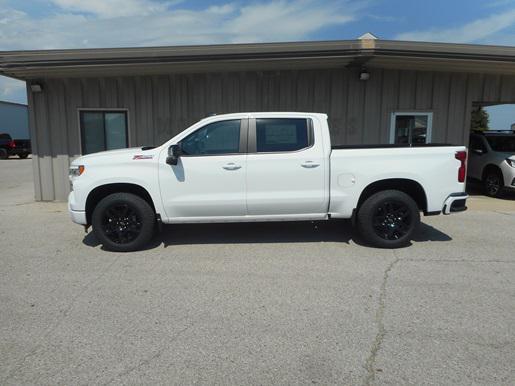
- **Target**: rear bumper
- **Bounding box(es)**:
[443,192,468,215]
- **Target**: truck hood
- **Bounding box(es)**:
[72,147,158,165]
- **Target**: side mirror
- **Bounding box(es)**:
[166,144,181,165]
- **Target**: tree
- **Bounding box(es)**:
[471,106,489,131]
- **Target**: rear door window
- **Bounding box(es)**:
[255,118,311,153]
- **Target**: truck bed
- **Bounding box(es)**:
[328,144,466,218]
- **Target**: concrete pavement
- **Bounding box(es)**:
[1,159,514,385]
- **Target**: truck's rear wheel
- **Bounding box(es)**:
[357,190,420,248]
[18,153,29,159]
[92,192,155,252]
[0,148,8,159]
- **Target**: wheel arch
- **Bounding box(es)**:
[85,183,156,225]
[481,164,503,180]
[356,178,428,213]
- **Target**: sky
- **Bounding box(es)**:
[1,0,515,108]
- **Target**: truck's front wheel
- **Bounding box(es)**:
[357,190,420,248]
[92,192,155,252]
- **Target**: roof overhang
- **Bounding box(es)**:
[1,39,515,80]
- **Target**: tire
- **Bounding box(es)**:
[483,168,504,198]
[18,153,29,159]
[0,148,8,160]
[92,192,155,252]
[357,190,420,248]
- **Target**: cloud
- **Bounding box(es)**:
[0,76,26,104]
[226,1,354,42]
[396,9,515,44]
[49,0,177,18]
[0,0,358,50]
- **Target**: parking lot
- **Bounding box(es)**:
[1,159,514,385]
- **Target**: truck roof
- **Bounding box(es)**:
[201,112,328,120]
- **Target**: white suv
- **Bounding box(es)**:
[468,131,515,197]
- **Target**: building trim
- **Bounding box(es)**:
[2,39,515,80]
[0,100,28,108]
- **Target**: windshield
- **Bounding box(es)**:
[486,136,515,152]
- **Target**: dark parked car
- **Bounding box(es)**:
[0,133,31,159]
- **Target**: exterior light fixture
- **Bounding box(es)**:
[30,83,43,92]
[359,69,370,81]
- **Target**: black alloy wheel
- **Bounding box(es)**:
[357,189,420,248]
[92,192,155,252]
[372,200,411,241]
[102,203,143,244]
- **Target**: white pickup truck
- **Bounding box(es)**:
[68,112,468,251]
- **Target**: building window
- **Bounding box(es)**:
[80,110,128,155]
[256,118,311,152]
[389,112,433,145]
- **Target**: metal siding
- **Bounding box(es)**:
[483,74,502,101]
[398,70,417,110]
[447,73,468,144]
[431,72,451,143]
[47,79,69,201]
[500,75,515,102]
[33,88,56,200]
[29,67,515,201]
[379,69,400,143]
[345,69,366,145]
[27,84,42,201]
[64,78,83,157]
[328,69,347,145]
[119,77,138,146]
[415,71,434,109]
[464,73,484,144]
[363,68,383,143]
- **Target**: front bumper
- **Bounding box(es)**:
[68,192,87,225]
[443,192,468,215]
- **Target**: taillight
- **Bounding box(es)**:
[8,140,15,148]
[455,151,467,183]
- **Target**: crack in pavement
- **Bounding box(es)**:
[363,252,400,386]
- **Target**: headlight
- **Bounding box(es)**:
[69,165,85,178]
[506,159,515,168]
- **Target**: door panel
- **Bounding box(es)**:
[158,119,247,219]
[246,118,327,215]
[159,154,246,218]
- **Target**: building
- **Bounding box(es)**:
[1,35,515,201]
[0,100,29,139]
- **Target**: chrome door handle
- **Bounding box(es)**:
[222,163,241,170]
[301,161,320,168]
